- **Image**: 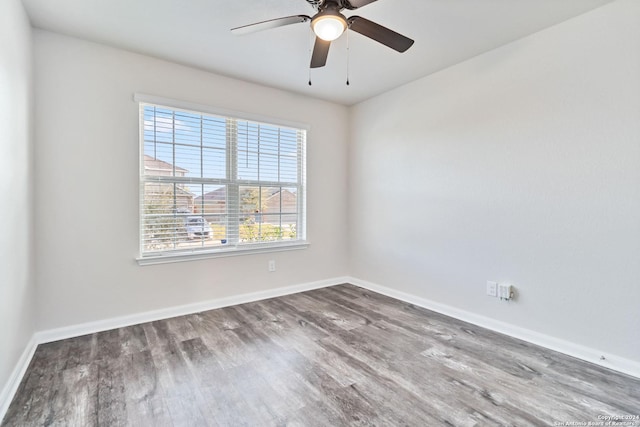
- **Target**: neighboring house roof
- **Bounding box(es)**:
[265,188,294,201]
[144,155,188,174]
[194,187,226,203]
[175,186,195,197]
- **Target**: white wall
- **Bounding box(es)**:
[349,0,640,362]
[33,31,349,330]
[0,0,35,402]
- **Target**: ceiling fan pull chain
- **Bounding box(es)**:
[308,29,313,86]
[346,27,350,86]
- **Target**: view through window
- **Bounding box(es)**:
[140,102,306,258]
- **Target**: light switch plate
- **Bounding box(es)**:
[486,281,498,297]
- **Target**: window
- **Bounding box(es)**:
[138,97,307,263]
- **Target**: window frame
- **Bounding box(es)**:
[135,94,309,265]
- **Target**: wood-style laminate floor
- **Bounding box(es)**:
[3,284,640,426]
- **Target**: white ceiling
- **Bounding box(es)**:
[21,0,613,105]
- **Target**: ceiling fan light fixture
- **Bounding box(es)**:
[312,13,347,41]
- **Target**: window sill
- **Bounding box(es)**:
[136,241,310,266]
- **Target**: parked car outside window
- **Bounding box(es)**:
[185,216,210,239]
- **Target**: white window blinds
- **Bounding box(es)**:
[139,101,306,259]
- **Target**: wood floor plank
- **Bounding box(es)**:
[3,284,639,426]
[95,358,127,426]
[122,350,172,427]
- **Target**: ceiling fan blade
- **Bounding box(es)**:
[343,0,378,9]
[231,15,310,35]
[348,16,414,52]
[310,37,331,68]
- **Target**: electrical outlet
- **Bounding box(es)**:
[486,281,497,297]
[268,260,276,272]
[498,283,513,300]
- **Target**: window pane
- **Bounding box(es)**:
[195,185,226,216]
[202,116,226,149]
[262,188,280,223]
[238,186,293,242]
[259,154,279,182]
[239,186,260,219]
[174,111,202,146]
[281,187,298,226]
[152,108,174,143]
[142,183,182,251]
[175,144,202,178]
[197,185,227,244]
[144,144,176,177]
[203,148,226,179]
[237,148,259,181]
[236,122,301,183]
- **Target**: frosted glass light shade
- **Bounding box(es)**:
[312,15,346,41]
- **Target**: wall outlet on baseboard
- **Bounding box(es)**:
[486,281,498,297]
[268,260,276,272]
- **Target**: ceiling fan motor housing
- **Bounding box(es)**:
[305,0,361,11]
[305,0,322,8]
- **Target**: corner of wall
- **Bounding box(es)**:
[0,0,37,422]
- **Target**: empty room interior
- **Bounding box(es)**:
[1,0,639,425]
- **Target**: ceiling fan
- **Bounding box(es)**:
[231,0,414,69]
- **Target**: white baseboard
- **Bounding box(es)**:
[0,335,37,423]
[35,276,350,344]
[347,276,640,379]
